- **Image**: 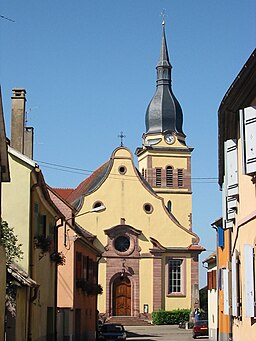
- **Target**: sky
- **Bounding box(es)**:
[1,1,255,287]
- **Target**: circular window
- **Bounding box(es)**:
[114,236,130,252]
[93,201,103,209]
[118,166,127,175]
[143,203,153,214]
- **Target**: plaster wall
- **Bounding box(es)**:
[2,153,32,272]
[139,258,153,312]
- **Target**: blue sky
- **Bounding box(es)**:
[1,1,255,287]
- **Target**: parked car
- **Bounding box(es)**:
[192,320,208,339]
[98,323,126,340]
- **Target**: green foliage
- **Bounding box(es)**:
[0,220,23,264]
[35,235,52,253]
[152,309,191,325]
[50,251,66,265]
[76,279,103,295]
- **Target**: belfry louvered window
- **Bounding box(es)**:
[178,169,183,187]
[156,168,162,187]
[166,166,173,187]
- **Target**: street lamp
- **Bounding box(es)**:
[64,205,106,246]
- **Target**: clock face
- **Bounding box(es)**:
[164,133,175,144]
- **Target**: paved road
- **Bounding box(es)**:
[125,325,209,341]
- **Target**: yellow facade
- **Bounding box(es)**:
[71,147,202,317]
[2,147,61,341]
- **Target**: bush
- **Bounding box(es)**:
[152,309,191,325]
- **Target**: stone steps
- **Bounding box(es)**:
[106,316,152,326]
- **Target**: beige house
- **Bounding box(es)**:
[58,23,204,319]
[48,186,102,341]
[2,89,63,341]
[203,252,217,341]
[0,88,10,341]
[218,49,256,341]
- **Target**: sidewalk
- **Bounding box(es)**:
[125,324,196,341]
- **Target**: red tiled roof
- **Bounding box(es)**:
[53,188,74,200]
[66,161,110,204]
[188,244,206,252]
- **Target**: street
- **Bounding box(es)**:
[125,325,208,341]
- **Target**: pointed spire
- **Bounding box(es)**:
[157,21,171,68]
[145,22,185,137]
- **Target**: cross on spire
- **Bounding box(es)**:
[118,131,126,147]
[160,9,167,25]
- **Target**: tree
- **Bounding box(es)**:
[0,220,23,316]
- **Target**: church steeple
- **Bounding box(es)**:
[145,22,185,137]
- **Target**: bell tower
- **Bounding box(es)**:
[136,22,193,229]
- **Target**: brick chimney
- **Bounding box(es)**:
[11,89,26,153]
[10,88,34,159]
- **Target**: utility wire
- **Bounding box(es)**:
[0,15,15,22]
[36,159,218,184]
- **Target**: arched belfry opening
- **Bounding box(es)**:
[112,276,131,316]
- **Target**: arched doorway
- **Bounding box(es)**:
[113,276,131,316]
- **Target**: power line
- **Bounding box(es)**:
[0,15,15,22]
[36,159,218,183]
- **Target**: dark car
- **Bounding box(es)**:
[193,320,208,339]
[98,323,126,341]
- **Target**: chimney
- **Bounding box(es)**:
[24,126,34,159]
[10,88,26,154]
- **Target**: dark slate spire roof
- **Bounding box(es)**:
[145,22,185,136]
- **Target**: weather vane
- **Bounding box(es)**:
[118,131,126,147]
[160,9,167,25]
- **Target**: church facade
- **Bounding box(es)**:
[56,23,204,318]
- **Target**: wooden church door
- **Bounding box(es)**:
[113,277,131,316]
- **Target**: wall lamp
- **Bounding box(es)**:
[64,205,106,246]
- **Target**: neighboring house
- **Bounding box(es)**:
[218,49,256,341]
[56,23,205,320]
[203,252,217,341]
[48,187,102,341]
[2,89,64,341]
[0,88,10,341]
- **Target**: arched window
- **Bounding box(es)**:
[142,168,145,177]
[156,168,162,187]
[167,200,172,213]
[166,166,173,187]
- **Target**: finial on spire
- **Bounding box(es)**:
[160,9,167,26]
[118,131,126,147]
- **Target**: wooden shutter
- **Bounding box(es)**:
[225,139,238,196]
[218,227,224,248]
[76,252,82,280]
[207,271,213,290]
[243,107,256,174]
[212,270,217,290]
[244,244,255,317]
[223,268,229,315]
[232,250,239,317]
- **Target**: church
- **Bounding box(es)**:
[56,22,204,319]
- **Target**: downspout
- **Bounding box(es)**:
[96,255,102,340]
[54,218,63,341]
[211,224,219,341]
[28,182,40,341]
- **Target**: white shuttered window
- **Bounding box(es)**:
[244,244,255,318]
[232,250,239,317]
[240,106,256,175]
[225,139,238,196]
[223,268,229,315]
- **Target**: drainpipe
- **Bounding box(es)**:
[211,223,219,341]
